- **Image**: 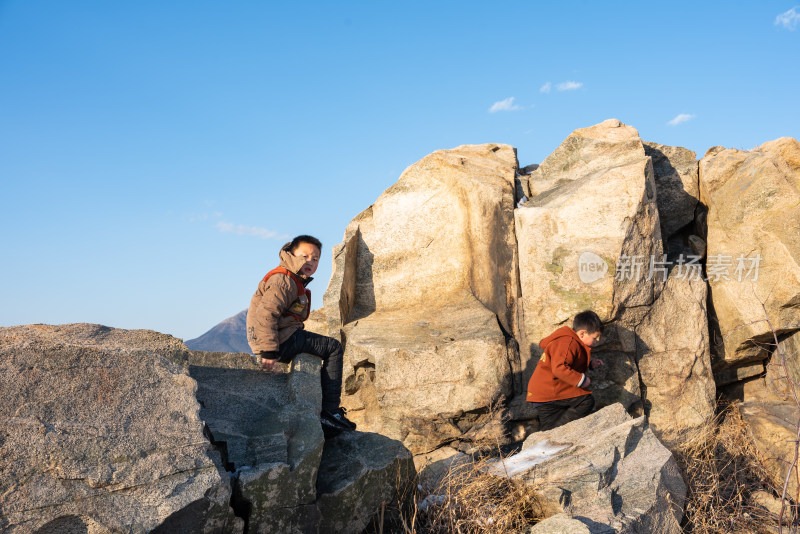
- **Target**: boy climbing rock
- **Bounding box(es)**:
[246,235,356,437]
[527,310,604,431]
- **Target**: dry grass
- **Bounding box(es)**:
[375,450,547,534]
[677,401,795,533]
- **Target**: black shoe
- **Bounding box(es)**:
[320,407,357,432]
[321,423,342,440]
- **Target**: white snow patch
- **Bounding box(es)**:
[418,494,447,512]
[487,440,569,478]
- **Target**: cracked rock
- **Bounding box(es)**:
[495,404,686,533]
[0,324,242,534]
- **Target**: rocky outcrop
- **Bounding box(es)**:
[766,331,800,402]
[699,139,800,370]
[494,404,686,533]
[517,119,662,351]
[323,143,521,454]
[188,351,325,532]
[316,120,719,456]
[316,431,415,534]
[0,324,242,533]
[634,270,715,448]
[1,324,416,533]
[740,401,799,500]
[515,119,663,414]
[514,120,714,442]
[188,350,416,533]
[529,514,593,533]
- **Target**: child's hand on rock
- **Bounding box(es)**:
[258,351,280,373]
[261,357,279,373]
[590,359,604,370]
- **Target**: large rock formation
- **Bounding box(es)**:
[699,138,800,370]
[493,404,686,533]
[1,324,416,533]
[515,119,714,442]
[517,119,663,352]
[323,143,521,454]
[515,119,664,414]
[188,351,326,532]
[634,270,715,447]
[189,350,416,533]
[0,324,242,533]
[317,121,717,456]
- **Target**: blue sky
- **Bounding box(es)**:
[1,1,798,341]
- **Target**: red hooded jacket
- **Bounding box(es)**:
[527,326,592,403]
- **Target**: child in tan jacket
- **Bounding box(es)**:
[247,235,355,436]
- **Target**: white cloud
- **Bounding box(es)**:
[556,81,583,91]
[217,221,287,240]
[489,96,522,112]
[667,113,695,126]
[775,6,800,30]
[540,82,552,93]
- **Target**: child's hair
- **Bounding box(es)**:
[573,310,603,334]
[288,235,323,253]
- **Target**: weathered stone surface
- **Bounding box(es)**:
[190,350,416,533]
[529,514,593,533]
[740,401,800,499]
[414,446,470,490]
[635,270,715,447]
[324,144,521,454]
[715,361,765,387]
[316,431,415,534]
[514,119,670,425]
[190,351,324,533]
[525,119,645,199]
[340,304,513,454]
[0,324,242,534]
[644,142,699,240]
[699,139,800,368]
[759,136,800,172]
[515,119,664,369]
[324,143,519,333]
[494,404,686,534]
[763,330,800,403]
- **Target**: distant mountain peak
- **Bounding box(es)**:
[185,310,251,354]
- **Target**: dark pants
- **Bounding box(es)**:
[536,394,595,431]
[277,329,343,412]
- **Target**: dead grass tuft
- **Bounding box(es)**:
[677,401,795,533]
[375,450,546,534]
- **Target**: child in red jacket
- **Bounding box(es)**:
[527,310,604,431]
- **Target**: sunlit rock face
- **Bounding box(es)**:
[324,143,521,454]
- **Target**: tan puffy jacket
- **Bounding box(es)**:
[246,244,312,353]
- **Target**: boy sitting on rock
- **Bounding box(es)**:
[527,310,604,431]
[246,235,356,436]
